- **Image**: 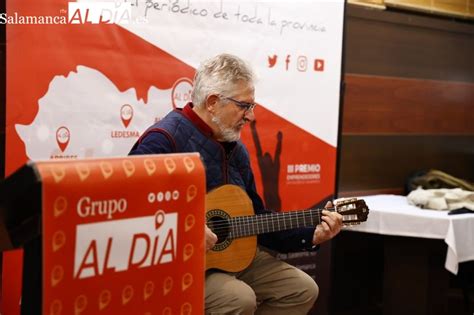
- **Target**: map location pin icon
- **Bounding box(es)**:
[49,300,62,315]
[121,285,134,305]
[56,126,70,152]
[99,290,111,310]
[120,104,133,128]
[182,273,193,291]
[163,277,173,296]
[155,210,165,230]
[143,281,155,300]
[74,295,87,315]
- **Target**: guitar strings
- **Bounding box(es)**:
[208,208,328,235]
[208,208,327,229]
[208,209,324,228]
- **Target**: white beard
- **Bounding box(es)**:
[211,115,241,142]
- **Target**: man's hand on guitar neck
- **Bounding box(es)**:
[205,225,218,252]
[312,202,343,246]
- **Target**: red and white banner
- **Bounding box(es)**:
[37,153,205,315]
[4,0,345,313]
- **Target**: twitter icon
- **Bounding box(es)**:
[268,55,277,68]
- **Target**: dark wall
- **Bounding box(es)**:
[338,4,474,196]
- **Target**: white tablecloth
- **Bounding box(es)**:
[345,194,474,274]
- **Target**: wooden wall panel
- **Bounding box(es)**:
[385,0,474,19]
[338,5,474,196]
[342,74,474,134]
[345,5,474,82]
[338,135,474,195]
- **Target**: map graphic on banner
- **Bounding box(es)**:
[5,0,345,314]
[15,66,177,159]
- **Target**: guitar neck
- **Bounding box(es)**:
[230,209,323,239]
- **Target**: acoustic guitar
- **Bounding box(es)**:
[205,185,369,272]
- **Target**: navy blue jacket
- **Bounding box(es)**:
[129,104,315,252]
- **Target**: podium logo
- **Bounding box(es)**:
[56,126,70,152]
[268,55,277,68]
[74,212,178,279]
[77,196,127,220]
[120,104,133,128]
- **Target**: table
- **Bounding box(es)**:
[346,194,474,274]
[335,194,474,315]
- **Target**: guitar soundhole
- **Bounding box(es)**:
[206,209,232,251]
[208,216,230,242]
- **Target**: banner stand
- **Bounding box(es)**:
[1,154,206,314]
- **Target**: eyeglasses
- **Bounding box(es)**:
[220,96,257,113]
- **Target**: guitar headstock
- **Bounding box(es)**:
[334,198,369,226]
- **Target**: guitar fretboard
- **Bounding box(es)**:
[229,209,323,239]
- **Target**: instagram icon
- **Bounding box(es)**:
[297,56,307,72]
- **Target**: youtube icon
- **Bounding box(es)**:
[314,59,324,71]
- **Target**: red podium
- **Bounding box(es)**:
[0,154,206,315]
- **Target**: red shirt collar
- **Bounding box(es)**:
[179,103,213,137]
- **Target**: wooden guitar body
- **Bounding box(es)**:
[205,185,256,272]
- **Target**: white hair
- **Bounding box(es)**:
[191,54,255,108]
